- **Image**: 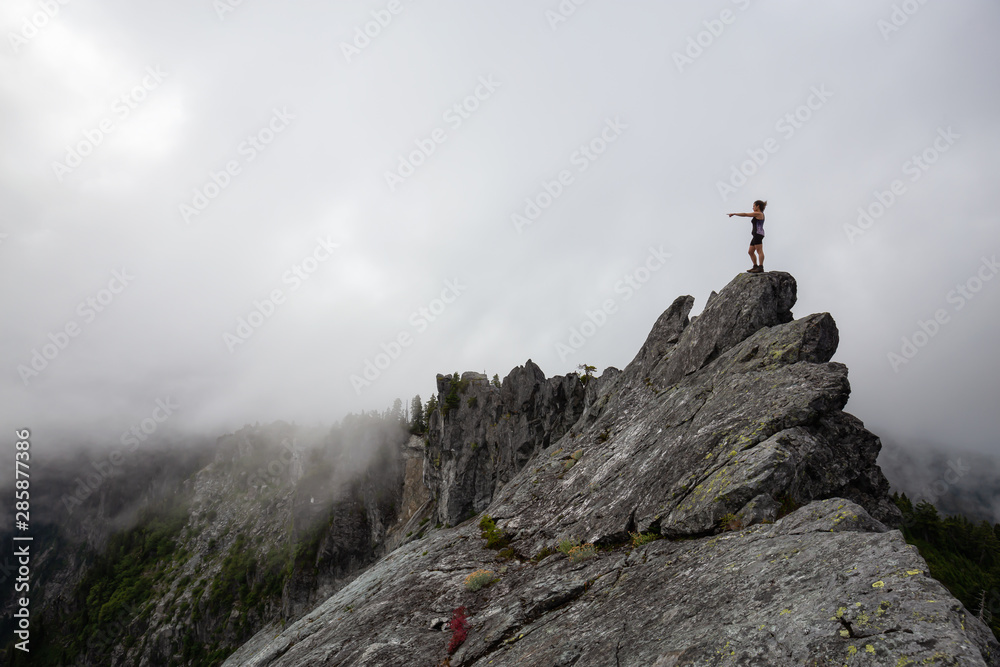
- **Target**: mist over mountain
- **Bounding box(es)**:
[0,413,413,665]
[3,2,1000,466]
[879,439,1000,525]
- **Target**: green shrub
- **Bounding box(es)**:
[557,538,580,555]
[564,450,584,470]
[568,543,596,562]
[464,569,498,591]
[479,514,509,550]
[497,547,517,561]
[630,532,659,548]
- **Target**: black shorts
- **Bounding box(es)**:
[750,234,764,246]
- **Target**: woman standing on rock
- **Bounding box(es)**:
[728,200,767,273]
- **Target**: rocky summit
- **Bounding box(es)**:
[224,272,999,667]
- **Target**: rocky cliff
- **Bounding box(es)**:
[1,418,412,667]
[224,272,999,667]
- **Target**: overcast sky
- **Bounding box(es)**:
[2,1,998,468]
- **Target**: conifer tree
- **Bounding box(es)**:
[409,395,425,434]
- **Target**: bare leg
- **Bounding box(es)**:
[752,245,764,270]
[748,246,757,267]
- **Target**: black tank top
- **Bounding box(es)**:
[751,214,764,237]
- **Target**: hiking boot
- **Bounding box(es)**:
[749,265,764,274]
[747,265,758,273]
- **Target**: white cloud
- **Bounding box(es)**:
[0,0,998,461]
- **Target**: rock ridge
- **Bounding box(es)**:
[226,272,998,667]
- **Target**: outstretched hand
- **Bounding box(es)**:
[727,213,735,217]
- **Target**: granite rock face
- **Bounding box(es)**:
[226,272,999,667]
[424,362,587,528]
[226,500,997,667]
